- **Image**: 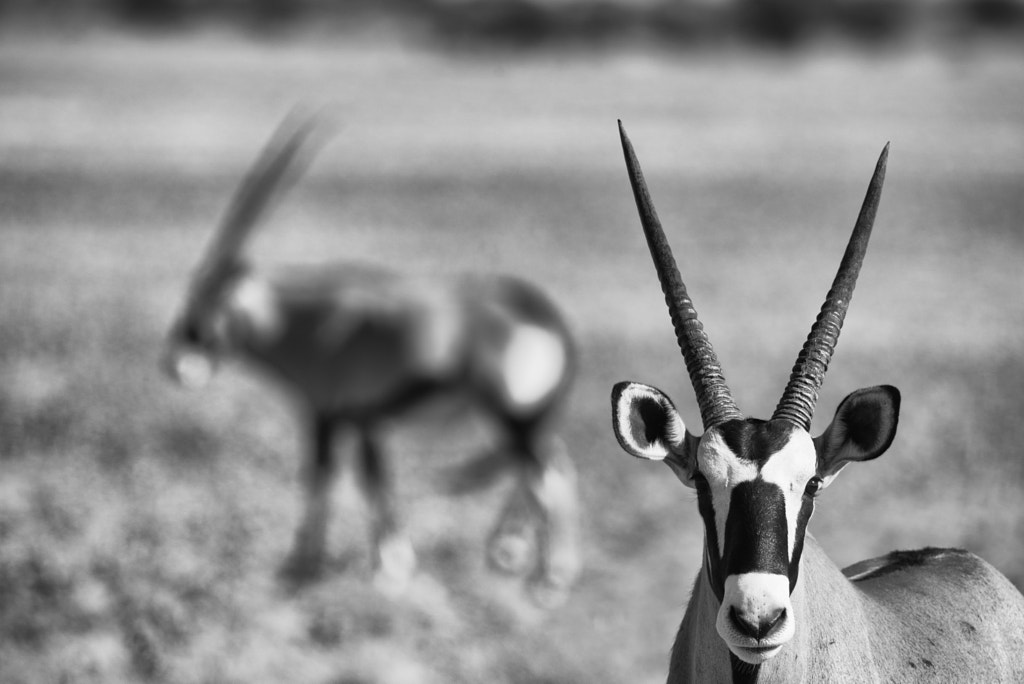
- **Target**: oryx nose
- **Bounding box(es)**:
[729,606,787,640]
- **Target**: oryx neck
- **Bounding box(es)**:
[759,535,879,682]
[669,561,735,683]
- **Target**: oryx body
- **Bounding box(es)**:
[674,533,1024,682]
[163,114,580,605]
[213,264,571,421]
[610,122,1024,682]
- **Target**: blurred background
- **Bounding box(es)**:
[1,2,1022,682]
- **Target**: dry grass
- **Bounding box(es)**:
[0,32,1022,683]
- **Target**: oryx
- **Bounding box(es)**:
[610,122,1024,682]
[162,113,580,606]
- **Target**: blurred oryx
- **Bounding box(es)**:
[611,122,1024,682]
[162,113,580,606]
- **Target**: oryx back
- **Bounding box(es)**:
[222,266,573,423]
[849,548,1024,682]
[224,264,460,416]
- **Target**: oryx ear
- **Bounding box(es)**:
[611,382,699,487]
[814,385,900,487]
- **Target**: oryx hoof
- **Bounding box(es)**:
[526,573,573,610]
[526,552,580,609]
[373,535,417,598]
[279,548,326,588]
[487,529,535,576]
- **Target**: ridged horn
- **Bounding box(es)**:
[772,143,890,429]
[618,121,742,430]
[200,108,334,272]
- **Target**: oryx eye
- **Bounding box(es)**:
[804,476,823,498]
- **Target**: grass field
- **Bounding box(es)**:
[1,31,1023,683]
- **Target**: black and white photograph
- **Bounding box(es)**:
[1,1,1023,682]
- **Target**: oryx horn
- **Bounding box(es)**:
[201,108,333,270]
[618,120,742,430]
[772,143,890,429]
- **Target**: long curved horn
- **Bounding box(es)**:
[200,108,334,271]
[618,121,742,430]
[772,144,889,429]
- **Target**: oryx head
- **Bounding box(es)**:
[611,122,899,665]
[162,111,331,388]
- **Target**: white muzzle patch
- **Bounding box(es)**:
[717,573,795,664]
[165,347,215,389]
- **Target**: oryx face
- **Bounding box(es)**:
[611,122,895,665]
[698,419,814,661]
[613,385,816,662]
[613,381,900,664]
[163,261,247,389]
[161,110,328,390]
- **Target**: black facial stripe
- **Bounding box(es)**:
[723,479,789,577]
[717,419,795,466]
[694,472,725,602]
[788,493,816,591]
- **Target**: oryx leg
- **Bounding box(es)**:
[434,435,537,574]
[486,468,537,576]
[523,432,581,607]
[282,413,337,583]
[492,424,581,607]
[356,425,416,595]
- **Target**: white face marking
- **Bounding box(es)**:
[759,431,817,557]
[698,431,760,485]
[697,428,816,560]
[698,431,758,552]
[500,324,566,408]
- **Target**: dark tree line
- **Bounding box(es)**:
[2,0,1022,47]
